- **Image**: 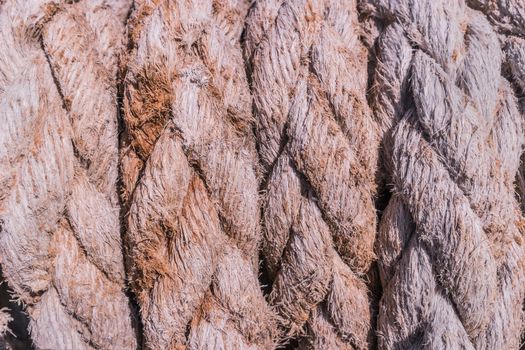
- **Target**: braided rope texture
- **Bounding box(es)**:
[0,0,137,348]
[469,1,525,344]
[468,1,525,214]
[120,0,277,348]
[2,0,525,348]
[366,0,525,348]
[244,0,379,348]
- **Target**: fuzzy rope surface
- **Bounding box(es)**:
[121,0,277,348]
[0,1,137,348]
[367,0,525,348]
[244,0,379,347]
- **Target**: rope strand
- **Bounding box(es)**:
[0,1,137,348]
[367,0,525,347]
[245,0,378,347]
[121,1,277,348]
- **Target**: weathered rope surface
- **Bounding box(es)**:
[0,0,137,348]
[467,1,525,213]
[244,0,378,347]
[469,4,525,346]
[120,0,276,348]
[503,22,525,213]
[367,0,525,348]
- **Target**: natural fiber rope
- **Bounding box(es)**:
[367,0,525,348]
[468,1,525,215]
[120,0,276,348]
[505,35,525,218]
[0,1,137,348]
[470,3,525,346]
[463,1,525,125]
[244,0,378,347]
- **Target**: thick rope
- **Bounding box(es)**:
[120,0,276,348]
[468,3,525,346]
[244,0,378,347]
[467,1,525,214]
[0,1,137,348]
[367,0,525,348]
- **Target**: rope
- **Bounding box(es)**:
[245,0,378,347]
[0,1,137,348]
[121,0,276,348]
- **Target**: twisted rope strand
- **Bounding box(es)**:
[121,0,276,348]
[467,1,525,345]
[0,0,137,348]
[469,1,525,218]
[245,0,378,347]
[367,0,525,348]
